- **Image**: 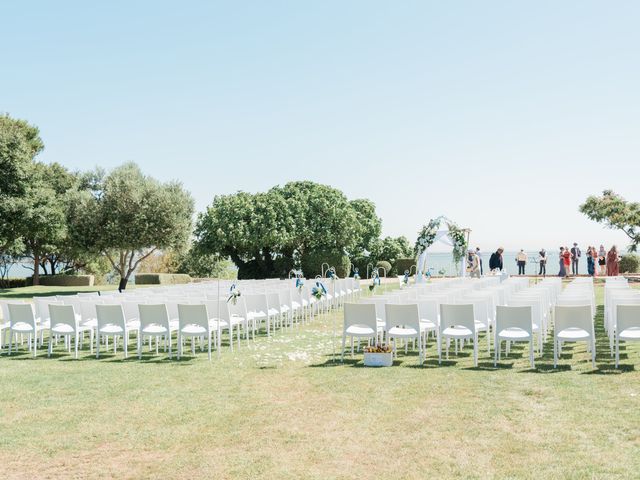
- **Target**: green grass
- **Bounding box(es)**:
[1,283,639,479]
[0,284,148,299]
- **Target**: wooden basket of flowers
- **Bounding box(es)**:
[363,344,393,367]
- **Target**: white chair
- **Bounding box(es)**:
[48,304,91,359]
[385,304,425,365]
[8,303,43,357]
[96,304,130,359]
[554,305,595,369]
[615,305,640,368]
[0,299,25,352]
[494,306,535,368]
[342,303,381,360]
[438,304,478,367]
[416,299,439,345]
[137,304,178,359]
[177,304,213,361]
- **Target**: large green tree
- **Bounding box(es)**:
[195,181,376,279]
[581,190,640,252]
[66,163,195,290]
[0,114,45,253]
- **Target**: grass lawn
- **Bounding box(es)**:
[1,282,639,479]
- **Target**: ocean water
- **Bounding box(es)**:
[7,251,601,281]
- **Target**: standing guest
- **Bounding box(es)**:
[538,248,547,277]
[586,246,595,276]
[558,247,567,277]
[570,242,581,275]
[516,249,527,275]
[467,250,481,278]
[598,245,607,276]
[592,247,599,276]
[476,247,483,275]
[489,248,504,271]
[607,246,620,276]
[563,246,571,277]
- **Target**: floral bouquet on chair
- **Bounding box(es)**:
[295,277,305,292]
[311,281,327,300]
[353,267,360,280]
[227,283,241,305]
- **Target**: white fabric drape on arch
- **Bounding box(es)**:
[416,229,465,282]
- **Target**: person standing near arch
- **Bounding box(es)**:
[489,248,504,272]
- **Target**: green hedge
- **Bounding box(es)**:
[134,273,192,285]
[0,278,29,289]
[300,250,351,278]
[30,275,95,287]
[375,261,392,276]
[620,254,639,274]
[393,258,416,276]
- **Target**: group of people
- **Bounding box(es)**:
[472,244,622,278]
[556,243,620,278]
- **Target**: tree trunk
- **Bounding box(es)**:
[118,277,128,292]
[33,251,40,286]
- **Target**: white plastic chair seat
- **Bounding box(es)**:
[474,320,488,330]
[291,301,301,310]
[247,311,267,321]
[443,326,473,337]
[619,327,640,340]
[229,315,245,326]
[82,319,98,329]
[557,327,591,340]
[268,308,280,316]
[388,326,419,337]
[100,325,125,334]
[181,325,207,335]
[141,321,178,335]
[51,324,90,335]
[497,327,531,340]
[127,320,140,330]
[209,319,229,329]
[420,318,437,330]
[345,325,377,336]
[11,322,43,333]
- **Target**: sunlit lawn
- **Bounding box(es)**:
[0,282,639,479]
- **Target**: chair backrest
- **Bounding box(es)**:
[49,304,79,331]
[554,305,593,334]
[8,303,37,330]
[439,304,475,333]
[34,296,63,321]
[245,294,268,314]
[202,300,230,322]
[495,305,532,335]
[0,299,25,321]
[121,301,140,322]
[343,303,377,331]
[417,299,438,323]
[228,296,247,318]
[265,293,282,313]
[385,304,420,332]
[138,304,170,331]
[77,292,100,298]
[178,304,210,333]
[616,305,640,334]
[79,300,100,323]
[96,304,126,331]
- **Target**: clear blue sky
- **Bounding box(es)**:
[2,1,639,252]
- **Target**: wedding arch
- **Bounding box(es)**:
[414,216,471,282]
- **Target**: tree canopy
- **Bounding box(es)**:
[195,181,382,279]
[66,163,195,289]
[580,190,640,252]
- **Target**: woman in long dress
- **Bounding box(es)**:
[558,247,567,277]
[607,246,620,276]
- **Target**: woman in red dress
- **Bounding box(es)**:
[562,246,571,277]
[607,246,620,276]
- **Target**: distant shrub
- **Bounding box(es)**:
[393,258,416,276]
[134,273,192,285]
[0,278,29,289]
[619,254,640,273]
[301,251,351,278]
[375,261,392,277]
[27,275,95,287]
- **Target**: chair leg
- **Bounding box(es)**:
[615,336,619,369]
[553,337,557,368]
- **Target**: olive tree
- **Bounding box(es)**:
[67,163,194,290]
[580,190,640,252]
